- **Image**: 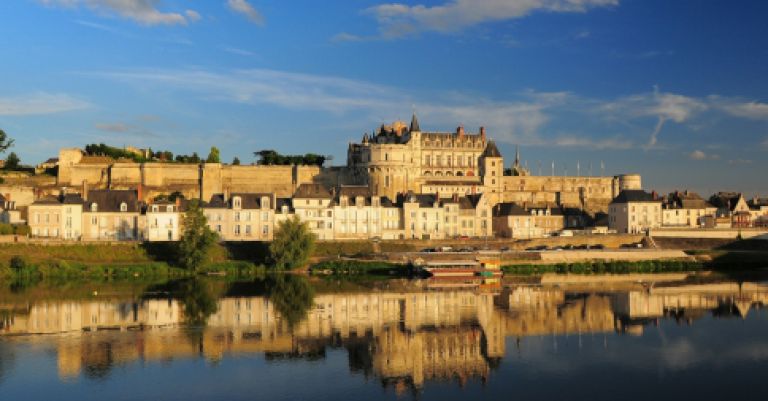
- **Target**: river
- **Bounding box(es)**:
[1,271,768,400]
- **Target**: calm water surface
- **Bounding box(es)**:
[2,272,768,401]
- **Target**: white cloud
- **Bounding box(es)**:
[39,0,197,26]
[552,135,634,150]
[185,10,201,22]
[331,32,366,43]
[728,159,753,165]
[717,99,768,120]
[597,86,707,149]
[688,150,719,161]
[223,47,256,57]
[0,93,90,116]
[227,0,264,25]
[363,0,618,38]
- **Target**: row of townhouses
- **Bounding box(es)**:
[608,190,768,234]
[22,184,768,242]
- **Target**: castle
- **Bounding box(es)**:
[55,114,641,215]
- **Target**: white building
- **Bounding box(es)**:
[609,190,662,234]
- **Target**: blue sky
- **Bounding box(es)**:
[0,0,766,196]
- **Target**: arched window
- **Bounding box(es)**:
[91,203,98,212]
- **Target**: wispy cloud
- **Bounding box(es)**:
[0,93,90,116]
[596,86,707,149]
[88,67,768,154]
[331,32,367,43]
[728,158,753,165]
[94,121,157,137]
[359,0,618,39]
[227,0,264,25]
[715,98,768,120]
[223,47,257,57]
[39,0,198,26]
[687,149,719,161]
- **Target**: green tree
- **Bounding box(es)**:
[0,129,13,154]
[232,156,241,166]
[206,146,221,163]
[4,152,20,170]
[176,200,218,271]
[269,216,315,269]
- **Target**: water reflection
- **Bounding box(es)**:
[1,273,768,396]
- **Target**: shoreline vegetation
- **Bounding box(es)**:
[0,239,765,281]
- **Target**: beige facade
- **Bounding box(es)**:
[401,192,492,240]
[609,190,662,234]
[145,201,182,241]
[28,195,83,239]
[203,193,275,241]
[661,191,717,228]
[493,203,565,239]
[348,116,642,213]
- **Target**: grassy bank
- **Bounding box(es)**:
[310,260,408,276]
[502,260,704,275]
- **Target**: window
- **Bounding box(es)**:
[234,225,241,235]
[245,225,252,236]
[120,202,127,212]
[166,206,173,213]
[91,203,98,212]
[262,225,269,235]
[233,197,242,209]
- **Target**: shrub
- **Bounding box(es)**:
[0,223,12,235]
[10,255,27,271]
[13,225,30,236]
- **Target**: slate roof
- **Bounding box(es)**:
[84,190,140,213]
[293,183,332,199]
[494,202,563,217]
[663,191,713,210]
[481,141,502,158]
[409,113,420,132]
[275,197,294,213]
[230,193,273,209]
[611,190,659,204]
[709,192,744,211]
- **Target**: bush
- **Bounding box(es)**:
[13,225,30,236]
[10,255,27,270]
[0,223,13,235]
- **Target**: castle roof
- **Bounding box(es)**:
[482,141,502,158]
[409,113,420,132]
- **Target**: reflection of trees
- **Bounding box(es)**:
[266,274,315,330]
[179,279,219,327]
[83,342,115,381]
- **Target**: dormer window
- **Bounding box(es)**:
[233,196,242,209]
[120,202,128,212]
[166,206,173,213]
[152,205,159,213]
[91,203,98,212]
[261,196,270,209]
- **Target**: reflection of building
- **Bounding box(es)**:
[4,278,768,386]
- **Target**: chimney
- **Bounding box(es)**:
[83,180,89,202]
[479,126,485,140]
[224,186,231,201]
[652,190,658,200]
[137,183,143,202]
[457,126,465,137]
[175,197,181,207]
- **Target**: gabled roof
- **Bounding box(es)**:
[709,192,744,211]
[482,141,502,158]
[85,190,140,213]
[204,194,227,209]
[293,183,332,199]
[611,190,659,204]
[663,191,713,210]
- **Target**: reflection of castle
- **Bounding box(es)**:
[2,279,767,388]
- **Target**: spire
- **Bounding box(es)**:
[515,144,520,166]
[409,113,420,132]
